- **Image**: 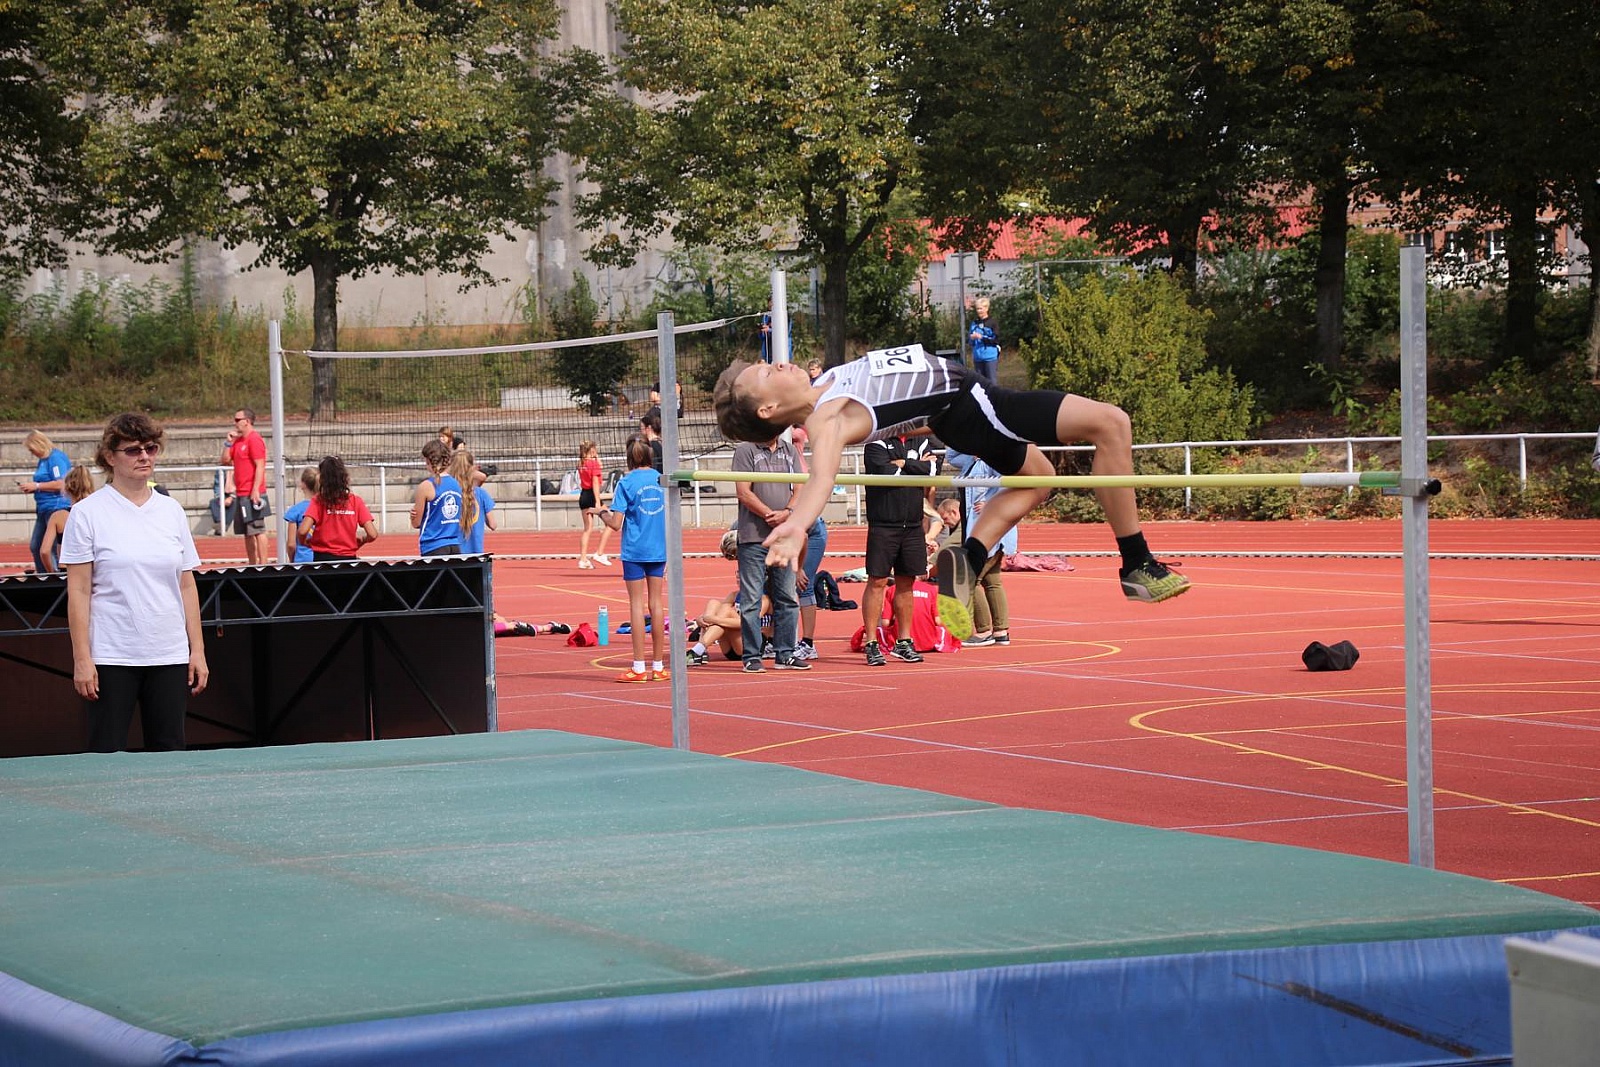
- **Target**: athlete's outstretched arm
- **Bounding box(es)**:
[761,403,865,568]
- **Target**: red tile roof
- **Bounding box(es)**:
[920,206,1319,263]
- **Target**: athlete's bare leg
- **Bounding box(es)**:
[967,393,1138,549]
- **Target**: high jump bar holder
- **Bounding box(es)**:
[655,247,1440,867]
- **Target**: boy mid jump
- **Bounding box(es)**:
[713,344,1188,638]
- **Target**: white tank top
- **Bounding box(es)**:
[813,345,965,442]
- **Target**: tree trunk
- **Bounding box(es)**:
[820,244,850,366]
[1584,179,1600,380]
[1313,176,1351,371]
[1502,184,1540,363]
[1165,206,1203,282]
[309,253,340,420]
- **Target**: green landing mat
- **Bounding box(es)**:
[0,730,1593,1045]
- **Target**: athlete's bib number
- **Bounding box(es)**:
[865,344,931,376]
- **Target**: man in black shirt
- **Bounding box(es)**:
[860,435,933,666]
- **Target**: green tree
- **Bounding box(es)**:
[846,213,931,349]
[551,275,632,416]
[1022,270,1256,446]
[914,0,1282,279]
[640,247,776,392]
[1205,0,1368,371]
[565,0,925,364]
[1361,0,1600,366]
[0,0,84,272]
[59,0,568,416]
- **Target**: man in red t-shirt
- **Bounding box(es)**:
[223,407,269,564]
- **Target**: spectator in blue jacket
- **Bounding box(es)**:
[968,298,1000,383]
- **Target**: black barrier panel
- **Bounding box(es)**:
[0,557,494,758]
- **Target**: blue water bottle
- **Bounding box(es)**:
[597,605,610,646]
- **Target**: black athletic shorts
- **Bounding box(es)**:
[578,488,597,511]
[928,370,1066,476]
[865,524,927,579]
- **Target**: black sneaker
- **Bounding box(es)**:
[546,621,571,635]
[863,640,887,667]
[685,648,709,667]
[890,639,924,663]
[933,546,975,640]
[992,632,1010,645]
[772,657,812,671]
[742,659,766,674]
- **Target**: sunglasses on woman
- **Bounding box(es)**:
[115,443,162,457]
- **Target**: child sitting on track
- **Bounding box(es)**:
[684,590,775,665]
[714,344,1189,638]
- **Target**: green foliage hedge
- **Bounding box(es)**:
[1021,268,1258,449]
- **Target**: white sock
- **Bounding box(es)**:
[632,660,646,673]
[692,642,706,655]
[652,661,664,673]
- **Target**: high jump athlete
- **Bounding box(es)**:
[713,344,1188,637]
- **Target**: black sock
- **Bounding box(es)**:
[962,537,989,574]
[1116,532,1151,573]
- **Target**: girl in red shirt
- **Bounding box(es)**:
[299,456,379,561]
[576,440,612,570]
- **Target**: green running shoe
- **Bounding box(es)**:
[933,546,975,640]
[1120,558,1190,603]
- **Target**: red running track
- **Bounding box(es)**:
[10,519,1599,907]
[484,519,1600,909]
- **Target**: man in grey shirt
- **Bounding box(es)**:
[732,434,809,673]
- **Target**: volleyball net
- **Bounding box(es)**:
[272,317,754,470]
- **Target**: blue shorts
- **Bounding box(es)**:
[622,559,666,581]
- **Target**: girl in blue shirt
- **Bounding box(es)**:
[601,439,668,683]
[460,452,497,555]
[21,430,74,572]
[411,439,467,555]
[283,467,317,564]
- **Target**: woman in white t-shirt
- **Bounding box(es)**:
[60,412,209,752]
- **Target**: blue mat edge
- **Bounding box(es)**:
[6,925,1596,1067]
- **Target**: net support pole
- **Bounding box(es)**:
[658,311,690,751]
[770,268,789,365]
[1399,240,1435,867]
[269,319,288,564]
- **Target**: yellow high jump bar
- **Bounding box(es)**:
[669,469,1418,492]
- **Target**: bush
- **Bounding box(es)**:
[1436,352,1600,433]
[1021,269,1258,448]
[0,270,278,421]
